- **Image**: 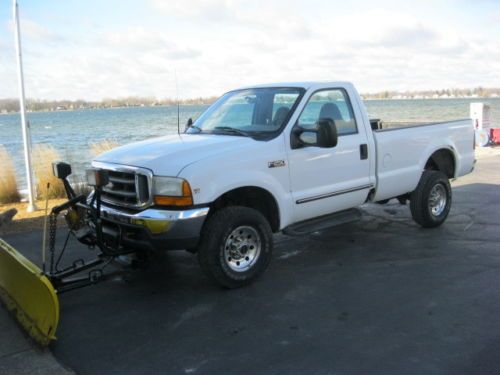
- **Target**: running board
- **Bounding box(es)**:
[283,208,361,236]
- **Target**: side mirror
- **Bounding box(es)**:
[316,118,338,148]
[52,162,72,179]
[292,119,338,149]
[185,118,193,131]
[297,130,318,146]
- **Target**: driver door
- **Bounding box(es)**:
[287,88,372,223]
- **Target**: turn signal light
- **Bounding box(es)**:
[153,181,193,206]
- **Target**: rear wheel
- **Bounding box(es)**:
[197,206,273,288]
[410,170,452,228]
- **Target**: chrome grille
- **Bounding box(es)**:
[92,162,152,209]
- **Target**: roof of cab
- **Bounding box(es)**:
[236,81,354,90]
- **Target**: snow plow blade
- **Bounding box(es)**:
[0,238,59,347]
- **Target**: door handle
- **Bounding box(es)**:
[360,144,368,160]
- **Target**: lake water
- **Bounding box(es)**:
[1,98,499,189]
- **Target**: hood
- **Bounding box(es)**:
[93,134,256,176]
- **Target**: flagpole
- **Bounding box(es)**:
[13,0,37,212]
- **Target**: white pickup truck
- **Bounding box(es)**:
[92,81,475,288]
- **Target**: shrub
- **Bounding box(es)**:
[33,145,66,199]
[0,146,20,204]
[90,140,119,157]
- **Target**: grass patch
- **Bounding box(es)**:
[33,145,67,199]
[0,146,20,204]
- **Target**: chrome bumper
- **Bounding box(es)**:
[99,205,210,251]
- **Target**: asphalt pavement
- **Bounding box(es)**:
[1,148,500,375]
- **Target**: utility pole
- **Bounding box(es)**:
[13,0,37,212]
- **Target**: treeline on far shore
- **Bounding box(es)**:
[2,87,500,113]
[0,96,218,113]
[362,87,500,100]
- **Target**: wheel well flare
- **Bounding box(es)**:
[210,187,280,232]
[425,149,455,178]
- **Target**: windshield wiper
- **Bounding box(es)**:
[212,126,250,137]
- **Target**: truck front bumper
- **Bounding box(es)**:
[99,205,210,251]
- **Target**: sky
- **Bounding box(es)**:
[1,0,499,100]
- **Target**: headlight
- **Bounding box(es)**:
[152,176,193,206]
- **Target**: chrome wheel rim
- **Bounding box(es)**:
[224,226,261,272]
[428,184,447,216]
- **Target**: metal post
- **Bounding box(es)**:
[13,0,37,212]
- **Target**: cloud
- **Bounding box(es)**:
[150,0,312,38]
[103,27,202,60]
[1,1,500,100]
[353,22,471,58]
[150,0,233,18]
[232,5,313,39]
[375,24,438,47]
[6,19,62,43]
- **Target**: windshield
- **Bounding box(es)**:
[186,87,304,137]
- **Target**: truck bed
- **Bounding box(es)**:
[370,119,475,201]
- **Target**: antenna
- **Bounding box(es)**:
[174,69,180,136]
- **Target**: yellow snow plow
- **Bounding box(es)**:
[0,238,59,346]
[0,162,136,347]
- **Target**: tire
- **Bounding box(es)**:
[410,170,452,228]
[197,206,273,288]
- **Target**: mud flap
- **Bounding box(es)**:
[0,238,59,346]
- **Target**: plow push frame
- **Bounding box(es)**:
[0,162,139,346]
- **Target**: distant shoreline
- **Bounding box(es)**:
[2,87,500,114]
[0,102,210,115]
[1,96,499,115]
[0,97,218,115]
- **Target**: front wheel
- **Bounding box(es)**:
[410,170,452,228]
[197,206,273,288]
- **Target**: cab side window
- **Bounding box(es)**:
[297,89,357,135]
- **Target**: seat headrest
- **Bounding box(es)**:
[273,106,290,126]
[319,102,343,122]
